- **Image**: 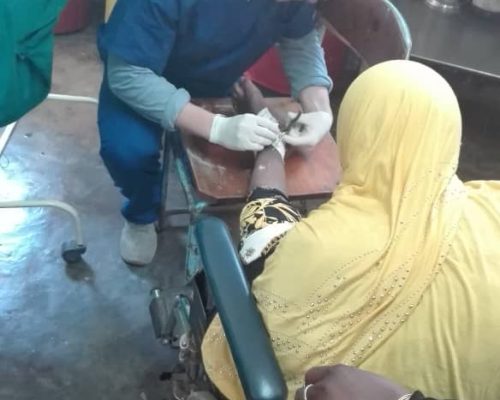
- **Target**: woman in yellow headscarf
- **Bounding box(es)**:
[202,60,500,400]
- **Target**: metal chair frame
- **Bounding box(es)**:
[0,93,98,263]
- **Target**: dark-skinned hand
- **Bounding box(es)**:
[295,365,410,400]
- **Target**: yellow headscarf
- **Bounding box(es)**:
[202,60,468,397]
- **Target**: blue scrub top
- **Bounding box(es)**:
[98,0,316,97]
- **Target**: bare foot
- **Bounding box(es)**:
[231,77,267,115]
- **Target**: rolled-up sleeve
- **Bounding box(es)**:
[278,29,333,99]
[107,54,190,131]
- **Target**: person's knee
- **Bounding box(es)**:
[100,138,160,174]
[98,95,163,176]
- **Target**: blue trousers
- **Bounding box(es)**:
[97,81,164,224]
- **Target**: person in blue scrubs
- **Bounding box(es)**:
[98,0,333,266]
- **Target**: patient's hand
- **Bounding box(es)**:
[232,77,267,115]
[295,365,409,400]
[232,77,292,129]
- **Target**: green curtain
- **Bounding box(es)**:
[0,0,67,126]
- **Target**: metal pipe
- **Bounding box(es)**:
[47,93,98,105]
[0,122,18,158]
[0,94,93,252]
[0,200,84,244]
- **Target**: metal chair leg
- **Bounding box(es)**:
[1,96,96,263]
[159,131,172,230]
[171,134,208,216]
[170,133,208,282]
[0,122,18,158]
[0,200,86,263]
[185,220,203,281]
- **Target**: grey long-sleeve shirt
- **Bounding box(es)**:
[107,29,333,132]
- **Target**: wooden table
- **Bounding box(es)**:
[182,98,341,202]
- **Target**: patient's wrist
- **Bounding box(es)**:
[256,107,286,160]
[271,139,286,161]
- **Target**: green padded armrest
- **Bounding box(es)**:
[195,217,287,400]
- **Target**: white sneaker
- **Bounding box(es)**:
[120,221,157,266]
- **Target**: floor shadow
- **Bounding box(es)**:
[65,259,95,284]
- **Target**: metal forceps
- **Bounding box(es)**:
[283,111,303,134]
[272,111,303,147]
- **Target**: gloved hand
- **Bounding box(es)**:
[209,113,279,151]
[283,111,333,148]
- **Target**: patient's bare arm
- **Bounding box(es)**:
[250,147,286,194]
[232,78,288,195]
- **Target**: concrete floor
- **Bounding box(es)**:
[1,19,499,400]
[0,24,181,400]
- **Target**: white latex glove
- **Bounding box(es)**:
[209,113,279,151]
[283,111,333,147]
